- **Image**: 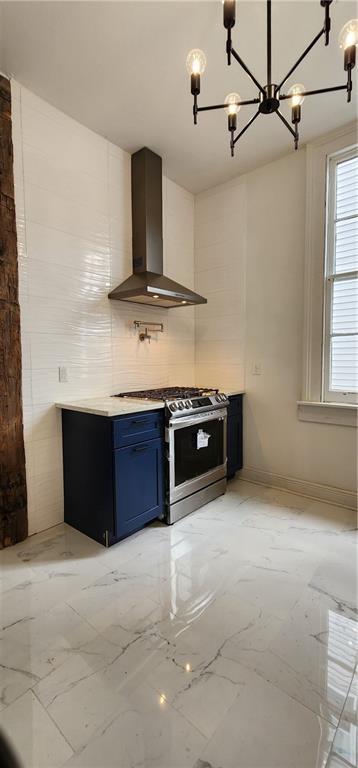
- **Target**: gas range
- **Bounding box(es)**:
[115,386,228,525]
[115,386,229,418]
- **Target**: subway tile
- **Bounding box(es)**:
[196,316,244,342]
[31,365,113,406]
[21,98,107,181]
[195,289,244,319]
[21,295,111,337]
[28,258,110,303]
[22,369,32,407]
[22,142,108,215]
[27,404,62,443]
[195,262,242,295]
[24,183,109,247]
[196,339,243,366]
[195,364,245,391]
[30,333,112,371]
[109,214,132,253]
[26,221,110,275]
[108,151,131,221]
[21,331,31,369]
[195,241,240,273]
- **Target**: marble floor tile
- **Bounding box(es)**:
[0,690,73,768]
[222,585,357,725]
[309,555,357,615]
[194,663,336,768]
[63,683,206,768]
[328,669,358,767]
[0,480,356,768]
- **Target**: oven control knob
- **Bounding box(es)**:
[215,395,221,402]
[178,402,184,410]
[184,401,191,409]
[170,403,177,412]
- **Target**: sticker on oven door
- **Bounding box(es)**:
[197,429,211,449]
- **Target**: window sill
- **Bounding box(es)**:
[297,401,358,427]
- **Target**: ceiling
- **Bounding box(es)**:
[0,1,356,193]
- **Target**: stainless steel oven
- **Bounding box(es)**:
[165,405,227,524]
[115,386,229,526]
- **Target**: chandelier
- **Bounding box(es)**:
[186,1,357,156]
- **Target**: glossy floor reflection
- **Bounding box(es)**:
[0,479,357,768]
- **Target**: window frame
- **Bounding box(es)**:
[298,122,357,427]
[322,146,358,405]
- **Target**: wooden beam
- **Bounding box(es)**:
[0,75,28,547]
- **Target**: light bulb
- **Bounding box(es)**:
[223,0,236,30]
[186,49,206,76]
[224,92,241,115]
[288,84,305,108]
[339,19,358,50]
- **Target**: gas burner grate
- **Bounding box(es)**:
[113,386,219,401]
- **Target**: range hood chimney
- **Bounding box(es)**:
[108,147,207,309]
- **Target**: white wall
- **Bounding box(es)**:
[195,177,246,391]
[12,81,195,535]
[195,150,357,497]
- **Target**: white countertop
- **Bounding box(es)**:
[55,390,245,417]
[55,397,165,417]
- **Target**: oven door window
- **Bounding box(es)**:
[174,418,224,487]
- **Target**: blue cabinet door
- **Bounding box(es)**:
[227,396,243,478]
[114,438,164,539]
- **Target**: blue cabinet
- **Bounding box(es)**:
[62,408,164,546]
[114,438,164,539]
[227,395,243,478]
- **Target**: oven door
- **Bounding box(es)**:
[167,408,227,503]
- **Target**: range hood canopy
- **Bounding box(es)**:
[108,147,207,309]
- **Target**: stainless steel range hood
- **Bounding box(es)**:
[108,148,207,309]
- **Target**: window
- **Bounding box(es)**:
[323,147,358,404]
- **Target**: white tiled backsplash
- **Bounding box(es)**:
[12,81,195,535]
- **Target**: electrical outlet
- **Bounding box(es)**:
[59,366,68,383]
[251,361,263,375]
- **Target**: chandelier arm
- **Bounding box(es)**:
[275,27,325,94]
[230,47,265,95]
[279,84,348,101]
[276,109,296,139]
[197,98,260,113]
[233,110,261,145]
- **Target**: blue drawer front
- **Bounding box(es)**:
[114,437,164,539]
[112,411,162,448]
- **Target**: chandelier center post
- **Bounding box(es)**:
[259,84,280,114]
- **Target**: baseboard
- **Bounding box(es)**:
[240,467,357,512]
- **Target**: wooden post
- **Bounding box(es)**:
[0,75,28,547]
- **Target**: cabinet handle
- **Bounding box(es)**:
[131,419,151,425]
[133,445,148,453]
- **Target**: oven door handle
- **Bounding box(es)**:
[169,408,227,429]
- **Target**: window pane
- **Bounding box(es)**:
[335,218,358,273]
[332,278,358,334]
[330,335,358,392]
[336,155,358,219]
